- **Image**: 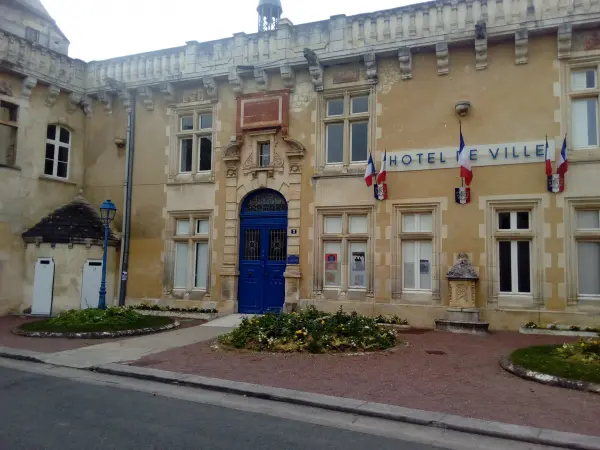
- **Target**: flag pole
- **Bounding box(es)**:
[460,120,464,188]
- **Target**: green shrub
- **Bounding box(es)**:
[20,307,172,333]
[218,306,398,353]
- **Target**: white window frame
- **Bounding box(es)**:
[169,103,215,181]
[562,58,600,163]
[496,211,532,295]
[393,202,442,304]
[314,207,373,298]
[317,86,375,171]
[44,124,71,180]
[485,198,542,308]
[169,212,212,295]
[565,197,600,307]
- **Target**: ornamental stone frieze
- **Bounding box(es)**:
[1,0,599,107]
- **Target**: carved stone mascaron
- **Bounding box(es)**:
[447,253,479,280]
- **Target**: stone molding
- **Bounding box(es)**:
[20,76,37,100]
[45,85,60,107]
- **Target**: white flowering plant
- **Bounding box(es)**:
[218,306,398,353]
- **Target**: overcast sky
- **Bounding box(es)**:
[41,0,415,61]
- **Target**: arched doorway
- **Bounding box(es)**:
[238,189,288,314]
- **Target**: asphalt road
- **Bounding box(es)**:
[0,366,440,450]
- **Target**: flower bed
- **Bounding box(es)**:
[218,306,398,354]
[520,322,599,337]
[16,307,177,338]
[505,339,600,389]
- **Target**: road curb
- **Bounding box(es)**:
[92,363,600,450]
[0,346,45,364]
[500,356,600,395]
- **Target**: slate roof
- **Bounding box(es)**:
[22,196,120,246]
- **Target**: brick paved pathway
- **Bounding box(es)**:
[132,330,600,437]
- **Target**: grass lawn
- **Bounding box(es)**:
[510,345,600,384]
[19,308,174,334]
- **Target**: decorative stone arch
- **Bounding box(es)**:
[220,146,303,312]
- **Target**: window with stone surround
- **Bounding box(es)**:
[314,208,373,294]
[563,60,600,162]
[171,213,211,292]
[393,203,441,304]
[485,198,543,307]
[0,100,18,168]
[44,124,70,179]
[565,198,600,306]
[317,87,375,171]
[173,107,214,176]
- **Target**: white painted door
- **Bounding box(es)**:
[31,258,54,315]
[81,260,103,309]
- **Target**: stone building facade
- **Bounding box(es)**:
[1,0,600,329]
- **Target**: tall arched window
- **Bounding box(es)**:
[44,124,70,179]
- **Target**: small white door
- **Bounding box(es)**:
[81,260,103,309]
[31,258,54,315]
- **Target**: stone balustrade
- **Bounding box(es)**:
[0,31,86,91]
[1,0,599,95]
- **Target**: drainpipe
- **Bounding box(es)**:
[117,92,136,306]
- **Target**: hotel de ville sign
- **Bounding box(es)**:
[387,140,556,172]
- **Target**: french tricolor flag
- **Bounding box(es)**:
[364,152,376,187]
[545,135,553,177]
[458,125,473,186]
[377,150,387,184]
[558,135,568,176]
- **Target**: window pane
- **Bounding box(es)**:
[577,210,600,229]
[419,241,433,290]
[324,216,342,234]
[174,243,189,288]
[326,123,344,163]
[578,242,600,295]
[327,99,344,116]
[517,241,531,293]
[194,242,209,289]
[499,241,512,293]
[176,219,190,235]
[498,212,511,230]
[349,215,368,234]
[349,241,367,288]
[419,213,433,233]
[180,139,193,172]
[200,114,212,129]
[324,241,342,287]
[403,214,416,232]
[351,96,369,114]
[196,220,209,234]
[516,212,529,230]
[402,241,415,289]
[44,159,53,176]
[181,116,193,131]
[571,70,597,90]
[46,125,56,140]
[199,136,212,171]
[45,143,55,160]
[572,98,598,148]
[259,142,270,167]
[59,127,70,144]
[58,146,68,163]
[350,121,368,162]
[56,162,67,178]
[243,229,261,260]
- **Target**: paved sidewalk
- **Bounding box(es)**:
[130,329,600,437]
[38,322,234,368]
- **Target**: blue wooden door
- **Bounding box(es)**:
[238,190,288,314]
